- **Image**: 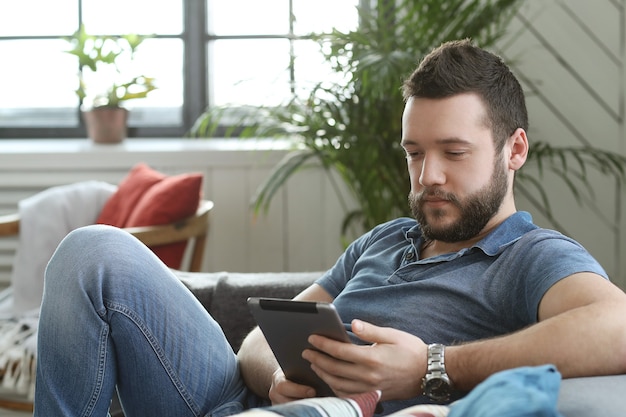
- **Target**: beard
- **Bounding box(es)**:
[408,159,509,243]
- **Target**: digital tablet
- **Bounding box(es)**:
[247,297,351,397]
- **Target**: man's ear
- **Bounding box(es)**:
[507,128,528,171]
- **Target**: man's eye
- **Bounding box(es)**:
[447,151,466,158]
[405,151,423,160]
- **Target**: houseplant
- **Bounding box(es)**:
[64,24,157,144]
[189,0,626,241]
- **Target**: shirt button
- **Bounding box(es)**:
[406,252,415,260]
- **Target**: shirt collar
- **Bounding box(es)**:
[404,211,538,257]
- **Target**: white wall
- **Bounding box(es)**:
[0,139,357,286]
[496,0,626,289]
[1,0,624,290]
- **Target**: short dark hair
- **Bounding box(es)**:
[402,39,528,152]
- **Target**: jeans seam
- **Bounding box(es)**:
[104,300,201,416]
[79,325,109,417]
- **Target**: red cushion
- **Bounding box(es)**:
[96,163,165,226]
[126,173,203,269]
[97,163,203,269]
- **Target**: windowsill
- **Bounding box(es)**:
[0,137,296,154]
[0,138,297,170]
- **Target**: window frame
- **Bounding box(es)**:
[0,0,361,140]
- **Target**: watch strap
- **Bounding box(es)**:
[422,343,452,402]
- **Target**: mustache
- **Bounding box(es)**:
[414,188,460,206]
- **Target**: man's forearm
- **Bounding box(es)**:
[237,326,279,398]
[446,300,626,391]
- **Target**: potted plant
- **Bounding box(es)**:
[64,24,157,144]
[189,0,626,242]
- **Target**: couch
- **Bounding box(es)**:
[114,270,626,416]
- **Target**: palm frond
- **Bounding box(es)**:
[520,141,626,223]
[251,149,320,215]
[189,0,563,243]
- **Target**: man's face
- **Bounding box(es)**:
[401,93,510,242]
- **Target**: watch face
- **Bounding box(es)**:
[424,377,451,402]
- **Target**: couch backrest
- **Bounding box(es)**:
[178,271,321,350]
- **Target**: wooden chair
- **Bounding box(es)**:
[0,199,213,412]
[0,199,214,273]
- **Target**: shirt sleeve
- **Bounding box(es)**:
[315,229,371,297]
[315,218,416,298]
[508,229,608,323]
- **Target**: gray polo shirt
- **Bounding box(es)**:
[315,212,607,413]
[317,211,608,345]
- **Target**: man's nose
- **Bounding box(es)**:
[419,156,445,187]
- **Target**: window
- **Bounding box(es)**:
[0,0,359,139]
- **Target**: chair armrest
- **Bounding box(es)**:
[124,200,213,246]
[0,213,20,236]
[124,221,202,246]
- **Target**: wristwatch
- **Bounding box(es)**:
[422,343,453,402]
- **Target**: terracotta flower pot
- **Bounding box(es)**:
[83,107,129,144]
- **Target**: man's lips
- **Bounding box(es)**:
[420,193,453,208]
[422,194,449,202]
[423,198,449,207]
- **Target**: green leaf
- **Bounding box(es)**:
[191,0,626,244]
[251,150,319,215]
[63,25,157,107]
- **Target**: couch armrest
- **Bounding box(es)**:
[558,374,626,417]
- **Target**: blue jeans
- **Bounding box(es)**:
[34,225,259,417]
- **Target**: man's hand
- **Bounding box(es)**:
[302,319,427,401]
[268,368,316,404]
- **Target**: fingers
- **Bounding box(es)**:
[268,369,316,405]
[307,354,376,397]
[306,319,398,361]
[302,335,381,396]
[351,319,403,344]
[303,320,428,401]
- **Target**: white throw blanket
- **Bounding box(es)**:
[0,181,116,401]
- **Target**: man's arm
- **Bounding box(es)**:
[446,272,626,390]
[304,272,626,400]
[237,327,280,398]
[237,283,335,401]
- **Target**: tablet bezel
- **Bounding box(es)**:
[247,297,351,397]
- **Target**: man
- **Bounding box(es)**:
[35,39,626,416]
